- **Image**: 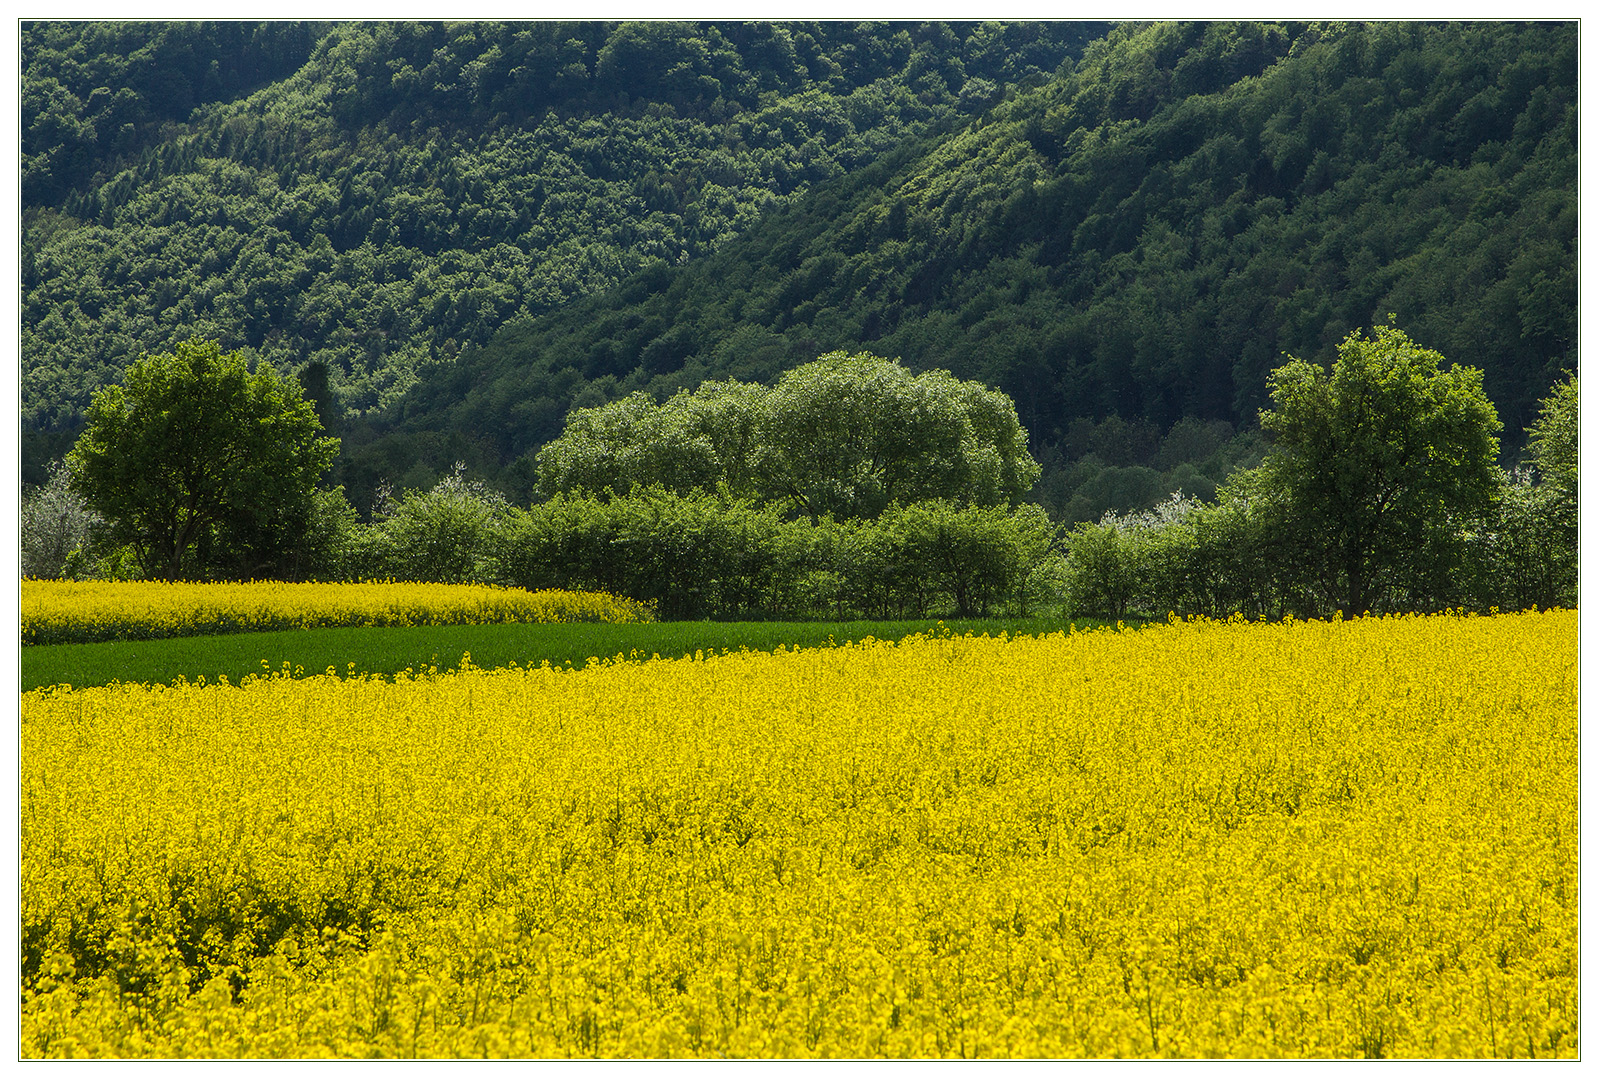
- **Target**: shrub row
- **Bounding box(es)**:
[322,477,1064,621]
[29,461,1573,624]
[1061,472,1578,622]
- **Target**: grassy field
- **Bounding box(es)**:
[19,616,1111,692]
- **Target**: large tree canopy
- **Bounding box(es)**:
[68,339,337,579]
[752,352,1042,520]
[1256,323,1501,618]
[534,351,1041,520]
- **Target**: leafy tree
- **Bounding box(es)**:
[1462,372,1579,611]
[1256,323,1501,618]
[292,486,364,582]
[753,352,1041,520]
[1061,492,1203,620]
[1526,372,1578,500]
[1185,467,1312,618]
[364,462,509,583]
[533,380,763,499]
[67,339,337,579]
[1461,469,1577,613]
[879,499,1060,617]
[534,351,1041,521]
[19,459,103,579]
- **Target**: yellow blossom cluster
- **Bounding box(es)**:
[20,610,1577,1058]
[21,579,654,645]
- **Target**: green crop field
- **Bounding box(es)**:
[18,616,1119,692]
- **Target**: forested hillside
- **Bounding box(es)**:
[21,21,330,206]
[346,20,1576,514]
[22,20,1577,525]
[22,19,1100,433]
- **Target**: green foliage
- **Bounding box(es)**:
[1257,323,1501,617]
[20,20,1099,431]
[66,339,338,580]
[1060,519,1134,619]
[491,488,1063,621]
[20,459,103,580]
[1177,470,1308,619]
[1526,373,1578,499]
[533,381,763,500]
[757,353,1042,520]
[1063,333,1575,623]
[495,487,811,620]
[887,500,1060,617]
[20,21,329,206]
[1459,470,1578,614]
[535,352,1041,522]
[359,463,510,584]
[1062,493,1206,620]
[20,20,1578,550]
[344,19,1573,513]
[1032,415,1265,526]
[292,487,364,583]
[1459,373,1579,612]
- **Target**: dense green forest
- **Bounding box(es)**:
[21,20,1578,527]
[352,20,1575,515]
[22,20,1100,429]
[21,21,330,206]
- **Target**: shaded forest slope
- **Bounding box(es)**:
[20,21,1577,523]
[22,20,1102,431]
[352,20,1575,512]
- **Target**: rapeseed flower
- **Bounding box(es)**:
[20,610,1576,1058]
[21,580,654,645]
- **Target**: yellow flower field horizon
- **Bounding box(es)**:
[20,610,1577,1058]
[21,579,655,645]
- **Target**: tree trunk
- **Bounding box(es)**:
[1343,556,1367,620]
[165,512,208,580]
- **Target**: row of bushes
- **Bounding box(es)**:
[25,459,1574,622]
[497,492,1061,621]
[23,464,1063,620]
[1062,471,1578,621]
[362,476,1062,620]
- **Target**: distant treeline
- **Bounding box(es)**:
[25,447,1575,625]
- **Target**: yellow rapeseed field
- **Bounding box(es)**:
[20,610,1576,1058]
[21,579,654,645]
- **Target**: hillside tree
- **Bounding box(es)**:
[68,339,337,579]
[1257,323,1501,617]
[535,352,1041,520]
[753,352,1041,521]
